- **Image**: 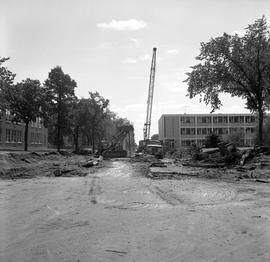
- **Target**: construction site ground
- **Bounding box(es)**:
[1,152,270,261]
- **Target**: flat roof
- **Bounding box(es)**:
[159,113,270,118]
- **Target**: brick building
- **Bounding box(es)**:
[159,113,269,150]
[0,110,48,150]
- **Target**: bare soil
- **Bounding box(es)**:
[1,157,270,261]
[0,151,102,179]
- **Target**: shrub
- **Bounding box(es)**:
[205,134,221,148]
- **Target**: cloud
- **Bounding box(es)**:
[97,19,147,31]
[122,58,137,64]
[167,49,179,54]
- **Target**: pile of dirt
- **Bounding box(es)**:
[130,153,157,163]
[143,146,270,182]
[0,151,103,179]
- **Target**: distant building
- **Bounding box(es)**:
[0,110,48,150]
[159,113,269,150]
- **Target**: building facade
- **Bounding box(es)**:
[0,110,48,150]
[159,113,268,149]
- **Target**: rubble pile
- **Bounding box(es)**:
[130,153,157,163]
[0,151,102,179]
[143,145,270,182]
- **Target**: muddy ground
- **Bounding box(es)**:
[0,153,270,261]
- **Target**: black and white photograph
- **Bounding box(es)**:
[1,0,270,261]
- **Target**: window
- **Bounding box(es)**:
[17,131,22,143]
[6,110,12,121]
[198,116,211,123]
[245,116,256,123]
[213,128,228,135]
[206,128,212,134]
[214,116,228,123]
[197,139,205,146]
[6,129,11,142]
[246,127,255,134]
[180,116,195,124]
[181,128,195,135]
[181,140,196,147]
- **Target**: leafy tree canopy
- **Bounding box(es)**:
[2,78,45,150]
[44,66,77,151]
[185,16,270,143]
[0,57,15,109]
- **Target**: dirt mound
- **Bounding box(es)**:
[0,151,101,179]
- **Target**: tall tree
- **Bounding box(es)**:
[185,16,270,144]
[44,66,77,151]
[0,57,15,108]
[2,78,45,151]
[69,98,90,153]
[87,92,109,152]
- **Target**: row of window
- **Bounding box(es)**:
[0,128,45,144]
[0,110,43,128]
[30,132,43,144]
[181,138,255,147]
[5,129,23,143]
[180,115,256,124]
[180,127,255,135]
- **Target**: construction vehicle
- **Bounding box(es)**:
[98,125,134,158]
[138,47,163,158]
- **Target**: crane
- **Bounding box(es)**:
[143,47,157,141]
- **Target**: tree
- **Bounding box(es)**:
[69,98,90,153]
[0,57,15,108]
[2,79,45,151]
[255,120,270,145]
[44,66,77,151]
[204,133,221,148]
[185,16,270,144]
[226,131,244,147]
[87,92,109,152]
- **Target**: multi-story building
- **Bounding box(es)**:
[0,110,48,150]
[159,113,269,150]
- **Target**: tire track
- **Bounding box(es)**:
[88,176,102,204]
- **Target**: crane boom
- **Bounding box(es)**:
[143,47,157,140]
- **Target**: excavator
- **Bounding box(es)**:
[98,125,134,158]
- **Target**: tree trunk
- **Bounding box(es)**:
[258,107,264,145]
[57,97,62,152]
[74,127,79,153]
[92,128,95,153]
[87,135,90,147]
[24,121,29,151]
[57,121,61,152]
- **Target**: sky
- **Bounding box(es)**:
[1,0,270,143]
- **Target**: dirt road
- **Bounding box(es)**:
[1,159,270,262]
